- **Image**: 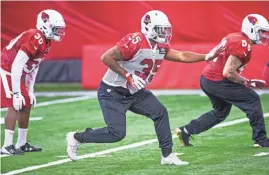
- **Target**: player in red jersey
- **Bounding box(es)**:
[1,9,66,154]
[264,62,269,86]
[66,10,220,165]
[176,14,269,147]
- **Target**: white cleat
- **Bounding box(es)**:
[66,132,80,161]
[161,153,189,166]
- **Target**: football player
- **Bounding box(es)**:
[176,14,269,147]
[264,62,269,86]
[66,10,219,165]
[1,9,66,154]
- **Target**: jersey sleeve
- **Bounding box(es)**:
[227,40,249,61]
[117,33,141,60]
[20,32,44,58]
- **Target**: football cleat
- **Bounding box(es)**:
[66,131,81,161]
[20,143,42,152]
[175,127,193,146]
[1,145,24,155]
[254,138,269,147]
[84,128,93,132]
[161,153,189,166]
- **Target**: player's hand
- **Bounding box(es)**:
[28,91,37,108]
[13,92,26,111]
[205,43,225,61]
[245,79,266,89]
[125,73,146,90]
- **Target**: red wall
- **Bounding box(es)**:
[2,2,269,88]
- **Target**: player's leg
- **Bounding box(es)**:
[177,76,232,146]
[129,90,188,166]
[66,82,132,160]
[13,80,42,152]
[216,83,268,147]
[16,107,42,152]
[197,76,268,147]
[1,73,24,154]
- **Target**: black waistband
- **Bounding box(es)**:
[101,81,132,97]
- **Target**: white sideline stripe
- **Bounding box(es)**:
[34,89,269,97]
[0,154,11,158]
[3,112,269,175]
[252,152,269,156]
[55,155,110,158]
[2,90,269,112]
[0,96,96,112]
[0,117,43,125]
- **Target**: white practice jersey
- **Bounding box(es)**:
[102,32,170,93]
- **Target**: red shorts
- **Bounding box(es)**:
[0,68,31,108]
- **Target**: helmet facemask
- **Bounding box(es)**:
[255,29,269,45]
[152,25,172,44]
[52,26,66,42]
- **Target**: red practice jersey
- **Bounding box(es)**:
[202,32,252,81]
[1,29,51,75]
[102,32,170,91]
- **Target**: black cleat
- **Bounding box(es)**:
[175,127,193,146]
[1,145,24,155]
[254,138,269,147]
[84,128,93,132]
[20,143,42,152]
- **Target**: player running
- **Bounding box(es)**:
[1,9,66,155]
[176,14,269,147]
[66,10,219,165]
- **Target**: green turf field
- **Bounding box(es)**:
[1,95,269,175]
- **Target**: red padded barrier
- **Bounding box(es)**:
[2,1,269,59]
[2,1,269,88]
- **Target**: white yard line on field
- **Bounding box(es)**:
[3,113,269,175]
[2,90,269,112]
[0,96,96,112]
[252,152,269,156]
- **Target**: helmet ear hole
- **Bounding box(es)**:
[145,27,148,31]
[251,28,254,33]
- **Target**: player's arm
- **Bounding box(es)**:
[222,55,247,84]
[25,66,39,107]
[11,50,29,110]
[11,50,29,93]
[264,62,269,86]
[101,46,128,77]
[26,66,39,92]
[101,45,145,90]
[164,49,206,63]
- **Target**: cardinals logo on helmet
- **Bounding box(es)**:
[248,16,258,25]
[143,15,151,25]
[41,12,49,23]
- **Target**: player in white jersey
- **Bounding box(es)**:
[66,10,220,165]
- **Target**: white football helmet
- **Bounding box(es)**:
[141,10,172,44]
[36,9,66,42]
[241,14,269,45]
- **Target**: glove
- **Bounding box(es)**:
[245,79,266,89]
[28,90,37,108]
[13,92,26,111]
[125,73,146,90]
